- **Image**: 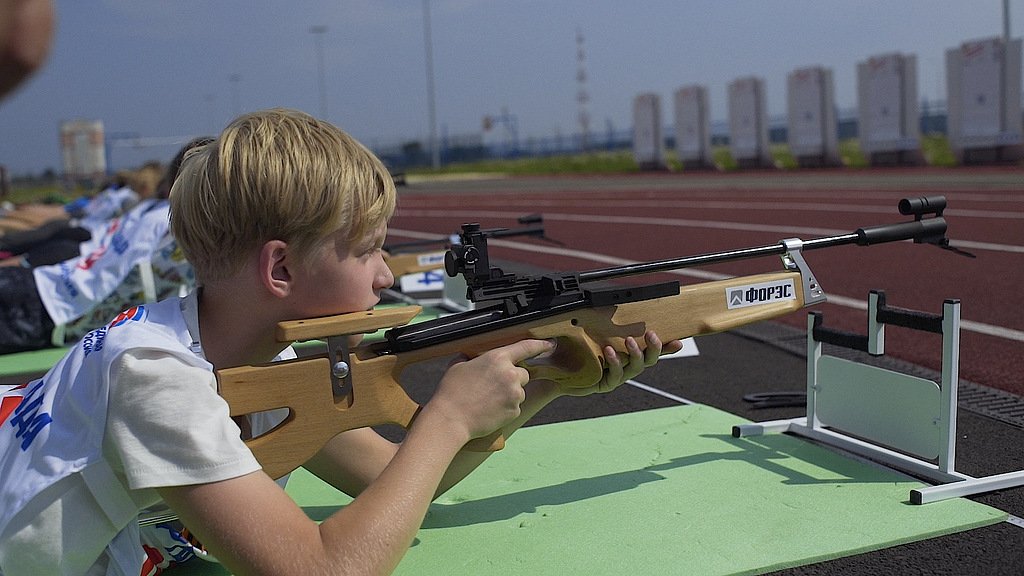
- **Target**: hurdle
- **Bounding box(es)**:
[733,289,1024,504]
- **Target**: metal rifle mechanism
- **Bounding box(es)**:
[382,213,558,255]
[371,195,962,357]
[380,214,562,302]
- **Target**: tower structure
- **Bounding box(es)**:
[576,29,591,152]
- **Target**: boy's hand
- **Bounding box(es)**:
[556,330,683,398]
[428,339,556,441]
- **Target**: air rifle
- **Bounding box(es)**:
[217,196,958,479]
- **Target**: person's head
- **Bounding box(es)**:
[125,162,163,201]
[156,136,215,199]
[0,0,55,100]
[169,108,397,287]
[111,170,131,190]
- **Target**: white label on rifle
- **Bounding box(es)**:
[726,279,797,309]
[416,252,446,266]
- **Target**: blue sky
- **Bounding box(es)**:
[1,1,1021,175]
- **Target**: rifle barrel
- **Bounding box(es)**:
[577,217,945,284]
[490,225,545,239]
[578,244,788,283]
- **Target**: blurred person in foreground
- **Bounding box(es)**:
[0,0,53,100]
[0,0,60,233]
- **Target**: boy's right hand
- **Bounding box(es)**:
[426,339,555,441]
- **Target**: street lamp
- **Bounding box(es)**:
[229,74,241,116]
[1004,0,1011,43]
[423,0,440,169]
[203,93,217,131]
[310,25,329,120]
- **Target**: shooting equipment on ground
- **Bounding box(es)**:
[218,196,958,479]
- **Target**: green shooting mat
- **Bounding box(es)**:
[0,346,66,380]
[178,404,1006,575]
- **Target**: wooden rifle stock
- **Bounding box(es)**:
[217,270,808,480]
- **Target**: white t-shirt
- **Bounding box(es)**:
[0,352,258,576]
[0,293,290,576]
[34,201,172,327]
[76,186,139,236]
[61,233,195,345]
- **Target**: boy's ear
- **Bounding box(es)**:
[259,240,292,298]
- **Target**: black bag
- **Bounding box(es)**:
[0,267,55,354]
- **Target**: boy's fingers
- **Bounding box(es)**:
[661,339,685,356]
[604,345,624,379]
[503,339,556,364]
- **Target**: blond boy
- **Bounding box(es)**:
[0,108,677,575]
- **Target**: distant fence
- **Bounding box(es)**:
[374,102,952,171]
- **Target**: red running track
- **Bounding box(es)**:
[387,168,1024,396]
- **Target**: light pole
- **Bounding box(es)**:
[423,0,440,169]
[229,74,241,117]
[1004,0,1011,43]
[310,25,329,120]
[203,93,216,131]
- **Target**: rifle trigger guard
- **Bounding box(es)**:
[780,238,827,306]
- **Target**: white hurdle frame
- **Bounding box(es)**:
[733,290,1024,504]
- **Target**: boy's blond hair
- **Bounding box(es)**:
[169,108,396,284]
